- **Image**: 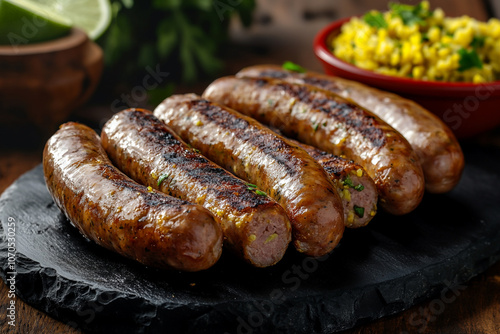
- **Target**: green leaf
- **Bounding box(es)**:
[354,184,364,192]
[353,205,365,218]
[137,43,156,69]
[470,36,486,49]
[185,0,212,11]
[157,173,170,186]
[153,0,182,10]
[343,176,354,188]
[255,190,267,196]
[389,1,432,26]
[363,11,387,29]
[156,19,178,58]
[457,48,483,72]
[282,61,306,73]
[192,40,223,75]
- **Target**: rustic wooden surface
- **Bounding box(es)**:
[1,1,500,333]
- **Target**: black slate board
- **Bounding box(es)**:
[1,143,500,334]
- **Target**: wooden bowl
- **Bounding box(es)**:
[0,28,103,137]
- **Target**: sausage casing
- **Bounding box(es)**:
[154,94,345,257]
[43,122,223,272]
[101,109,291,267]
[290,139,378,228]
[203,76,425,215]
[237,64,464,193]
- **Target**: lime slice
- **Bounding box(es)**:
[0,0,72,45]
[36,0,112,40]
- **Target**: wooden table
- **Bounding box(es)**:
[1,0,500,333]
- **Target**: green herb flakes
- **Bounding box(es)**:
[354,184,365,192]
[363,11,388,29]
[458,48,483,72]
[282,61,306,73]
[353,205,365,218]
[157,173,170,186]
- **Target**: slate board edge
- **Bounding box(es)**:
[0,165,500,333]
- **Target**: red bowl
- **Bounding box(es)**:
[313,17,500,138]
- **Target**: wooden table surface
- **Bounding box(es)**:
[1,0,500,333]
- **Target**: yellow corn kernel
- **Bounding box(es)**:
[248,234,256,243]
[454,27,473,47]
[412,66,425,79]
[343,189,351,202]
[147,186,153,193]
[356,168,363,177]
[390,52,400,66]
[473,74,486,83]
[413,51,424,65]
[347,211,354,224]
[428,27,441,43]
[441,35,453,44]
[370,210,376,216]
[195,120,203,126]
[150,171,158,179]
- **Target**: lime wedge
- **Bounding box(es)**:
[38,0,112,40]
[0,0,72,45]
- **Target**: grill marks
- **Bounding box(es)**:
[252,79,387,148]
[237,72,388,148]
[120,109,270,211]
[97,163,189,208]
[189,99,303,176]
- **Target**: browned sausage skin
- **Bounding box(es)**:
[265,125,378,228]
[154,94,345,257]
[43,122,223,272]
[203,76,425,215]
[237,64,464,194]
[101,109,291,268]
[290,139,378,228]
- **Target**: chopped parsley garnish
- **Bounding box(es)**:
[457,48,483,71]
[343,176,355,188]
[389,2,432,26]
[363,11,388,29]
[282,61,306,73]
[354,184,365,192]
[157,173,170,186]
[353,205,365,218]
[470,36,486,49]
[246,183,266,196]
[342,176,364,192]
[313,123,319,132]
[193,148,201,154]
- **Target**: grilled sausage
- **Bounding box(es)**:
[101,109,291,267]
[265,125,377,228]
[237,64,464,194]
[154,94,345,257]
[289,139,378,228]
[203,76,425,215]
[43,122,223,272]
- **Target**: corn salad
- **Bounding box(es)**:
[332,1,500,83]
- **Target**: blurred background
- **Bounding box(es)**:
[1,0,499,149]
